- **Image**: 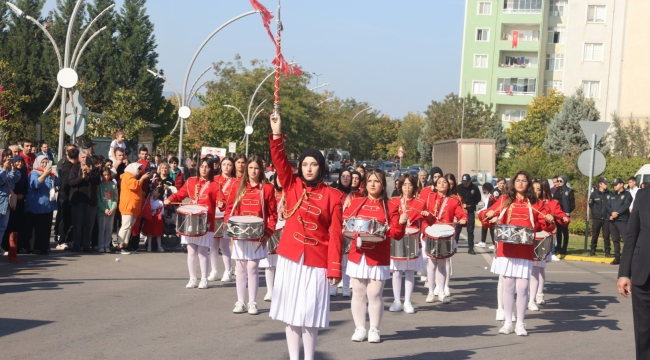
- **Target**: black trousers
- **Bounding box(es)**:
[481,226,495,244]
[57,199,73,244]
[632,275,650,359]
[555,223,570,254]
[31,212,54,252]
[457,212,476,248]
[608,221,626,256]
[591,218,610,251]
[71,203,97,249]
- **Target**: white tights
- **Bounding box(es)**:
[146,236,161,251]
[351,278,384,329]
[427,258,447,294]
[502,276,529,326]
[236,259,260,303]
[187,244,209,279]
[265,267,276,294]
[529,267,545,301]
[285,325,318,360]
[392,270,415,303]
[211,237,232,274]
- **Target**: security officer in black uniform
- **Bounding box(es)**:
[457,174,481,255]
[588,178,611,256]
[607,178,633,265]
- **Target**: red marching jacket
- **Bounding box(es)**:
[430,195,468,226]
[224,182,278,240]
[270,134,345,278]
[389,196,426,234]
[215,175,238,203]
[167,178,225,233]
[478,196,554,260]
[545,199,570,227]
[344,197,405,266]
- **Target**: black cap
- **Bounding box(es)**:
[462,174,471,185]
[597,178,608,184]
[612,178,624,186]
[83,141,96,149]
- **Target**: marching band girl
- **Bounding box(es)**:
[418,166,443,288]
[388,174,426,313]
[164,158,224,290]
[260,174,285,302]
[268,113,344,360]
[530,179,567,311]
[344,169,408,343]
[354,165,366,191]
[234,154,247,179]
[225,155,277,315]
[424,174,468,304]
[211,157,237,282]
[440,173,463,298]
[330,169,354,297]
[478,171,554,336]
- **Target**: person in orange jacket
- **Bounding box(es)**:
[117,162,150,254]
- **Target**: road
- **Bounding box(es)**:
[0,225,634,360]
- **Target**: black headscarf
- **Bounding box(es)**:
[350,170,361,192]
[430,166,443,179]
[334,169,352,194]
[297,148,326,187]
[12,155,28,195]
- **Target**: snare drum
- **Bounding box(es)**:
[534,231,553,261]
[213,210,225,238]
[176,205,208,237]
[267,220,285,254]
[342,217,388,243]
[226,215,265,240]
[424,224,456,259]
[495,224,534,245]
[390,227,420,260]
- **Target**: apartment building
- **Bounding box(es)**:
[459,0,650,126]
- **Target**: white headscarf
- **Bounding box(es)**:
[124,162,141,176]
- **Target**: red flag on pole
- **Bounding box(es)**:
[512,30,519,48]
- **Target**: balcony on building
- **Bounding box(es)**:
[502,0,543,14]
[496,77,537,96]
[500,25,540,51]
[498,52,538,69]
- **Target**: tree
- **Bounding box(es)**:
[0,60,31,143]
[85,88,149,139]
[484,117,507,156]
[544,87,600,157]
[606,114,650,159]
[507,89,564,156]
[395,112,425,163]
[417,128,432,165]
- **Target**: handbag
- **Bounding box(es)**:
[9,188,17,211]
[48,178,58,202]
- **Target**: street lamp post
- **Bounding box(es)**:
[352,106,373,120]
[317,97,334,106]
[309,83,329,91]
[7,0,115,160]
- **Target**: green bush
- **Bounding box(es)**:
[568,220,587,235]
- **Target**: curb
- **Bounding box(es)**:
[561,254,613,264]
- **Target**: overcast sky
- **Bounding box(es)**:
[42,0,465,118]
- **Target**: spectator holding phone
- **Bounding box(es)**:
[69,156,101,252]
[25,155,59,254]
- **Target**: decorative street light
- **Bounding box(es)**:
[352,106,373,120]
[7,0,115,160]
[309,83,329,91]
[317,97,334,106]
[311,72,323,87]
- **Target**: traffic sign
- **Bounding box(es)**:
[579,121,610,148]
[229,142,236,153]
[578,149,606,177]
[398,146,404,158]
[64,90,88,137]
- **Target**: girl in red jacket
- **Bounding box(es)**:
[225,155,277,315]
[164,158,224,290]
[478,171,555,336]
[344,169,408,343]
[210,156,237,282]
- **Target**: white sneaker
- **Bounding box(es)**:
[528,302,539,311]
[247,302,258,315]
[496,309,505,321]
[478,242,486,248]
[426,292,435,303]
[342,287,351,297]
[351,327,366,342]
[444,287,451,297]
[233,301,247,313]
[329,285,338,297]
[439,294,451,304]
[433,286,439,296]
[403,301,415,314]
[367,327,380,343]
[157,247,164,253]
[221,272,233,282]
[198,278,208,289]
[515,323,528,336]
[389,300,402,312]
[186,278,197,289]
[56,244,68,250]
[264,292,272,302]
[488,245,495,250]
[421,276,427,283]
[536,293,545,305]
[120,249,131,255]
[499,323,514,334]
[207,270,219,281]
[551,254,561,262]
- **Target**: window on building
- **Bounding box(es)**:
[503,0,543,14]
[478,2,492,15]
[503,109,527,122]
[473,81,487,94]
[545,53,565,71]
[474,55,488,68]
[582,81,601,98]
[544,80,563,95]
[497,77,537,95]
[587,5,606,23]
[584,43,604,61]
[550,0,567,16]
[476,28,490,41]
[547,27,566,44]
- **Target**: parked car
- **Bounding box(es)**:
[380,162,396,175]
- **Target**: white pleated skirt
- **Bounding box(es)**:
[491,257,533,279]
[346,254,390,281]
[270,255,330,328]
[181,232,213,248]
[232,239,268,260]
[260,254,278,268]
[533,253,553,268]
[390,255,424,271]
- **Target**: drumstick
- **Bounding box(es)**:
[531,206,563,219]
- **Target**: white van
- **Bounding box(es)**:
[635,164,650,184]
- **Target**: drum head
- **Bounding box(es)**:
[230,215,263,223]
[535,231,550,239]
[405,227,419,235]
[178,205,207,215]
[215,210,225,219]
[425,224,455,238]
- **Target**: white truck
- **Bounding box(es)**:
[326,148,350,173]
[431,139,496,180]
